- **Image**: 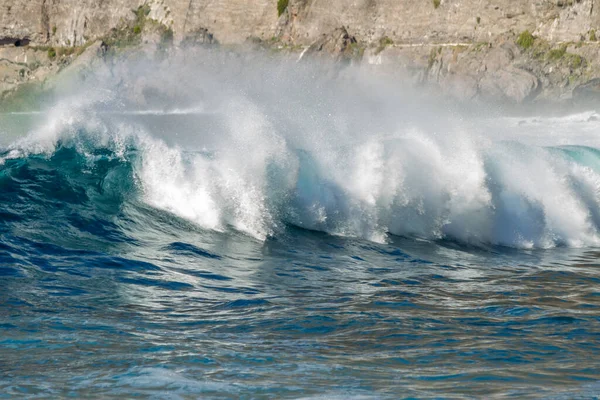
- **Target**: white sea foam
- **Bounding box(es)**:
[5,49,600,248]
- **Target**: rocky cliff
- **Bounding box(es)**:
[3,0,600,47]
[0,0,279,47]
[2,0,600,104]
[280,0,600,45]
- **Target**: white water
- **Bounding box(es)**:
[3,49,600,248]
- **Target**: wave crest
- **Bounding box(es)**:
[3,53,600,249]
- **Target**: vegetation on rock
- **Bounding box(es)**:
[433,0,441,9]
[135,4,151,21]
[103,4,172,52]
[132,5,150,35]
[536,43,584,68]
[345,42,365,61]
[277,0,289,16]
[375,36,394,54]
[547,44,567,60]
[516,30,535,49]
[568,53,583,68]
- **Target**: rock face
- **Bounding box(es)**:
[282,0,600,46]
[303,27,360,63]
[3,0,600,103]
[1,0,140,46]
[1,0,600,48]
[0,0,279,47]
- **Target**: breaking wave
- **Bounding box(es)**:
[2,50,600,249]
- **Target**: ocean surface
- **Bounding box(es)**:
[2,56,600,398]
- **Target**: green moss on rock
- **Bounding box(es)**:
[277,0,289,16]
[547,44,567,60]
[516,30,535,49]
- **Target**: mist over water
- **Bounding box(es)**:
[2,48,600,398]
[5,48,600,248]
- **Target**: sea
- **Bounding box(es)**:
[1,52,600,398]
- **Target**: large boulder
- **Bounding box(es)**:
[479,67,540,103]
[483,43,516,72]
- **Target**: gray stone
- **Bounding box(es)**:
[479,67,540,103]
[573,78,600,104]
[303,27,359,63]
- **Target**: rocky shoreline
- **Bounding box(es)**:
[3,0,600,107]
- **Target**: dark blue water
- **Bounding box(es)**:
[1,138,600,399]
